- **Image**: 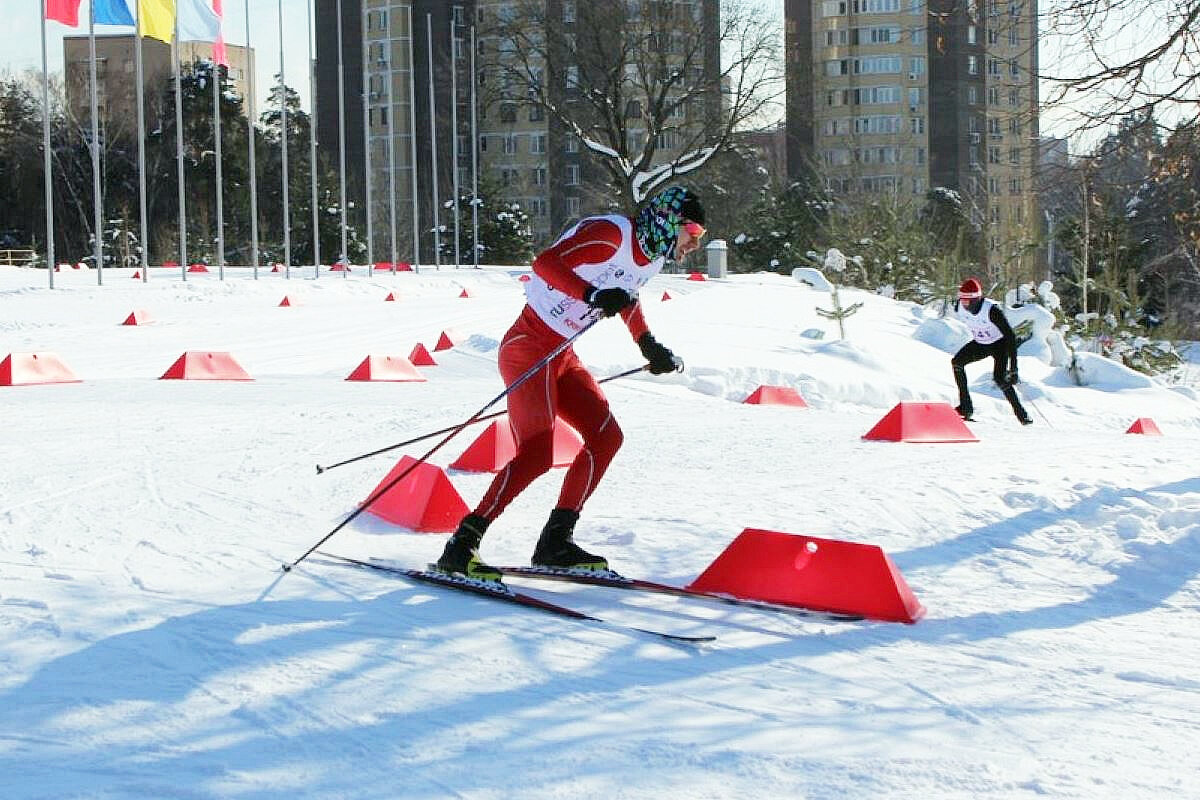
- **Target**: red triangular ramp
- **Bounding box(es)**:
[1126,417,1163,435]
[121,309,153,326]
[187,263,209,273]
[744,385,808,407]
[363,455,469,532]
[687,528,925,623]
[278,296,298,307]
[863,402,977,443]
[384,292,397,302]
[409,343,437,366]
[345,355,426,382]
[434,331,458,351]
[687,272,706,281]
[1,352,81,386]
[661,291,672,301]
[450,418,583,473]
[159,351,253,381]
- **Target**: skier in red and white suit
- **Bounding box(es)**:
[436,186,706,580]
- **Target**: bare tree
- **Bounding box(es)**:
[484,0,782,210]
[1040,0,1199,135]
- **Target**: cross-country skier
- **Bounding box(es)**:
[951,277,1032,425]
[434,186,707,581]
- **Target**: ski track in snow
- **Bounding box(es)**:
[1,265,1199,798]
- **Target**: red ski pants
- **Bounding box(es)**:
[474,306,624,521]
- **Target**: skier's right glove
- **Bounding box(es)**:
[638,333,682,375]
[1004,368,1019,385]
[584,285,635,317]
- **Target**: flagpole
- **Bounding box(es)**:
[362,8,376,274]
[470,23,479,269]
[385,4,398,275]
[449,16,460,269]
[87,4,104,282]
[40,2,55,289]
[173,15,186,282]
[336,0,348,274]
[243,0,260,279]
[406,4,419,273]
[307,0,320,278]
[427,13,440,270]
[214,57,225,279]
[135,3,151,280]
[277,0,291,277]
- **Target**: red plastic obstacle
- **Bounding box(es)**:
[187,263,209,273]
[375,261,393,271]
[363,455,469,532]
[330,262,351,272]
[744,385,808,407]
[863,402,977,443]
[687,528,925,623]
[661,291,672,301]
[345,355,426,382]
[396,262,413,272]
[450,418,584,473]
[131,270,141,279]
[1126,417,1163,435]
[518,274,531,282]
[458,288,471,298]
[409,343,438,366]
[687,272,706,281]
[159,351,253,381]
[1,352,81,386]
[278,295,298,307]
[384,292,397,302]
[271,264,282,273]
[434,330,459,351]
[120,309,153,326]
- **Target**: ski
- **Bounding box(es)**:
[496,565,867,622]
[313,552,717,645]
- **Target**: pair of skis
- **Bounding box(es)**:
[315,552,864,645]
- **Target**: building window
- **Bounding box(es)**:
[1009,147,1020,164]
[988,28,999,44]
[909,116,925,134]
[531,134,547,154]
[532,167,547,186]
[967,85,978,105]
[503,136,516,155]
[907,86,921,108]
[989,176,1000,194]
[1009,87,1020,106]
[988,58,1000,76]
[914,147,926,164]
[825,29,850,46]
[500,103,517,123]
[988,117,1001,137]
[989,146,1001,164]
[566,164,580,185]
[563,1,575,22]
[822,0,848,16]
[529,104,544,122]
[625,100,642,118]
[567,196,581,217]
[909,57,925,76]
[988,86,1000,104]
[911,28,926,44]
[967,25,976,44]
[1009,27,1019,46]
[1009,59,1020,76]
[967,55,978,75]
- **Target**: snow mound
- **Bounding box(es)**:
[791,267,831,291]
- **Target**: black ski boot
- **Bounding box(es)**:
[531,508,608,571]
[955,404,974,421]
[1016,410,1033,425]
[435,513,502,582]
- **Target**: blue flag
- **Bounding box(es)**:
[94,0,136,26]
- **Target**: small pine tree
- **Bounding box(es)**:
[813,248,863,339]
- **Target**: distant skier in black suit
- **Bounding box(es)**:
[951,277,1032,425]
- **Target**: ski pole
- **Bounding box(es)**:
[283,318,600,572]
[315,363,650,474]
[1017,384,1052,427]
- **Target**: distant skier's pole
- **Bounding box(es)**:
[282,318,600,572]
[314,365,648,474]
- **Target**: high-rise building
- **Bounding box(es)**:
[63,34,255,138]
[785,0,1040,279]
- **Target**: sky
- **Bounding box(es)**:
[1,260,1197,797]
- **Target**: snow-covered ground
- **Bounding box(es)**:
[2,263,1198,799]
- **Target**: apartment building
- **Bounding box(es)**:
[785,0,1040,279]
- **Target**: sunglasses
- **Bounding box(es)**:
[682,221,707,239]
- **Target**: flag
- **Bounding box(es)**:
[211,0,228,66]
[44,0,81,26]
[94,0,135,25]
[139,0,177,44]
[177,0,220,44]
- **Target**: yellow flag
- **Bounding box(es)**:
[139,0,177,44]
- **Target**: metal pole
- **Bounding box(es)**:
[406,4,420,272]
[427,13,440,269]
[87,6,104,281]
[361,6,374,273]
[278,0,291,276]
[336,0,349,272]
[173,19,186,280]
[40,5,55,289]
[307,0,321,277]
[245,0,261,278]
[214,58,226,279]
[386,3,398,274]
[135,3,150,280]
[450,16,460,268]
[470,24,479,269]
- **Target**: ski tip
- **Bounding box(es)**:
[281,562,292,572]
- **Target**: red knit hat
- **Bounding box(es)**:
[958,278,983,300]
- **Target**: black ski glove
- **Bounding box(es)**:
[583,285,635,317]
[638,333,682,375]
[1004,368,1019,385]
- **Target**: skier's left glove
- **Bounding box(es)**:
[1004,368,1019,385]
[638,333,682,375]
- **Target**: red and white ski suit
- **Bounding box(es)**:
[473,215,665,521]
